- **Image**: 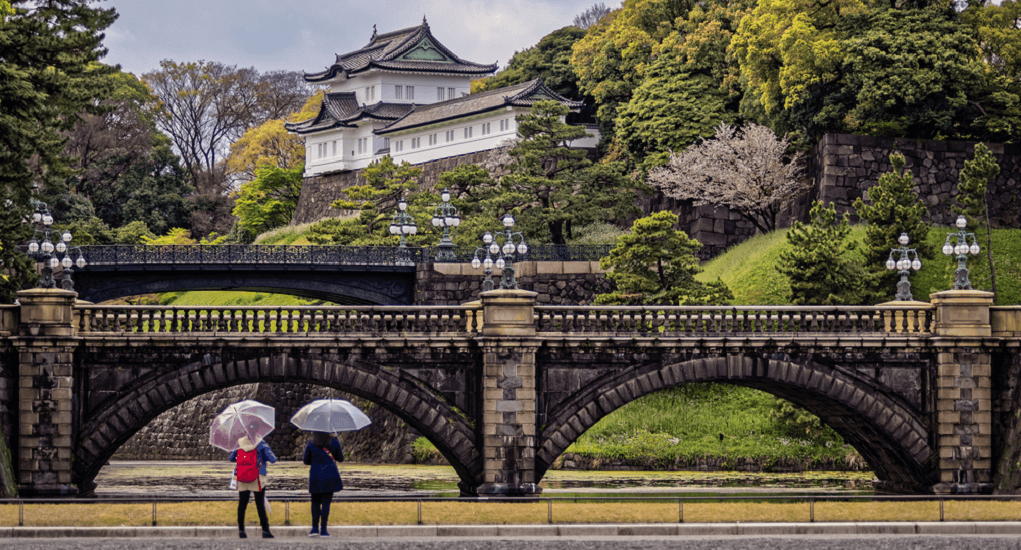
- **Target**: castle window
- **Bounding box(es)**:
[464,126,473,139]
[332,141,337,156]
[437,87,445,101]
[448,87,456,99]
[445,130,454,142]
[395,85,403,100]
[481,123,491,135]
[407,86,415,100]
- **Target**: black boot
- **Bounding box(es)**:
[262,529,274,539]
[239,529,247,539]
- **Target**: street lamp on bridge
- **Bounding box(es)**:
[388,196,417,248]
[25,196,86,289]
[430,188,460,261]
[472,213,528,290]
[942,215,981,290]
[886,233,922,301]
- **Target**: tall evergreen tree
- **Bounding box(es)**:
[0,0,118,301]
[955,143,1000,295]
[501,100,643,244]
[779,201,871,305]
[852,153,931,302]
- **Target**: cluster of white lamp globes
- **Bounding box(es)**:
[885,234,923,272]
[431,189,461,231]
[27,208,87,281]
[388,197,418,243]
[942,214,981,290]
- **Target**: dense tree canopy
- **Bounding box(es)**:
[779,201,871,305]
[596,211,732,305]
[472,27,587,102]
[0,0,119,301]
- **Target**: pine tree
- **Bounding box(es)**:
[852,152,931,302]
[779,202,871,305]
[955,143,1000,295]
[0,0,119,301]
[595,211,732,306]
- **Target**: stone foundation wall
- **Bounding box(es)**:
[414,261,615,306]
[810,134,1021,228]
[115,383,413,463]
[291,148,514,226]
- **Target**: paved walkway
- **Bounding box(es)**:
[3,522,1021,538]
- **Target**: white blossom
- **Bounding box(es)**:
[648,123,810,234]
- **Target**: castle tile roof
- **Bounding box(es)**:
[376,78,584,134]
[283,92,414,134]
[303,20,497,82]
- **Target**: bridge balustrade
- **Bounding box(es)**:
[79,245,432,266]
[74,305,481,335]
[534,305,933,335]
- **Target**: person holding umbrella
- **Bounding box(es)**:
[210,400,278,539]
[303,431,344,537]
[291,398,372,538]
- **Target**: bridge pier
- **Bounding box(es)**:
[931,290,996,494]
[13,289,78,496]
[476,289,542,496]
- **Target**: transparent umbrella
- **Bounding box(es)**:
[209,400,276,452]
[290,399,372,433]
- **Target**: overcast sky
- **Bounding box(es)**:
[102,0,602,78]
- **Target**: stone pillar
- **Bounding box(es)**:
[14,289,79,496]
[477,289,541,496]
[931,289,995,494]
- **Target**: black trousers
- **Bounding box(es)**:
[238,490,269,530]
[311,492,334,531]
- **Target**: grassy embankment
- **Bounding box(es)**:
[160,225,1021,473]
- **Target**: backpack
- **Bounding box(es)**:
[236,448,260,483]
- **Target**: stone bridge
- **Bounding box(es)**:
[1,288,1019,498]
[70,244,623,305]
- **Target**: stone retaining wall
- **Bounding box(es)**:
[414,261,615,306]
[115,383,412,463]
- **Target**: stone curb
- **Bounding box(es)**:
[2,522,1021,538]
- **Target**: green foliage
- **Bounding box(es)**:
[472,26,587,102]
[502,100,644,244]
[696,230,794,305]
[852,152,932,301]
[142,228,196,246]
[0,0,118,302]
[232,165,303,235]
[567,383,855,469]
[772,399,841,439]
[955,143,1001,294]
[569,222,628,245]
[778,202,871,305]
[253,222,316,245]
[596,212,732,306]
[331,156,422,234]
[57,218,154,246]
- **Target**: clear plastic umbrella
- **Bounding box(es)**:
[290,399,372,433]
[209,400,276,452]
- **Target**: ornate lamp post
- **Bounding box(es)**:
[388,196,418,248]
[430,188,460,261]
[885,233,922,301]
[472,213,528,290]
[470,233,496,292]
[25,198,86,289]
[942,215,981,290]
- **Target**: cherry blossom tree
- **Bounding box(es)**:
[648,123,810,234]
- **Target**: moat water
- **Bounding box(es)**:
[93,461,875,499]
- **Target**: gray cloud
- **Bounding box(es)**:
[102,0,602,77]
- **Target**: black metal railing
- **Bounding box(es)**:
[75,243,725,267]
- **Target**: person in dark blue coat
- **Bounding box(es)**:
[303,431,344,537]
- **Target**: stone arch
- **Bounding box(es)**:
[74,352,480,495]
[536,354,934,491]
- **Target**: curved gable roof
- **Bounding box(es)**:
[377,78,585,135]
[303,20,497,82]
[284,92,414,135]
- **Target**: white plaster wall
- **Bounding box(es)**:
[387,111,518,165]
[329,71,473,105]
[305,129,347,176]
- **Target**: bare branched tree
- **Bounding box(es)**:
[648,123,809,234]
[573,2,612,30]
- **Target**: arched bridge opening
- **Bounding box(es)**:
[74,350,482,496]
[535,353,935,492]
